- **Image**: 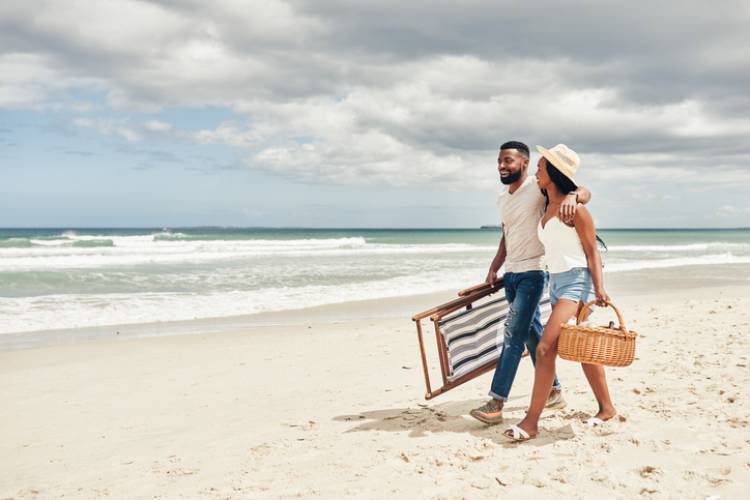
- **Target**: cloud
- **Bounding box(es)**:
[73,117,142,142]
[2,0,750,192]
[718,205,750,215]
[143,120,172,132]
[0,52,103,109]
[63,150,95,157]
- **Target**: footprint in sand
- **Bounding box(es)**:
[638,465,660,478]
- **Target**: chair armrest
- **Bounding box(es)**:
[411,286,500,322]
[457,279,504,297]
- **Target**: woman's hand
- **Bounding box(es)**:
[594,288,610,307]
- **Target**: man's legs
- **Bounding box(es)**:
[470,271,545,424]
[489,271,546,399]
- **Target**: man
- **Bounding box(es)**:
[469,140,591,425]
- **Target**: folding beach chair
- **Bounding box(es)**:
[411,280,552,400]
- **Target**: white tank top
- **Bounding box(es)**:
[537,217,588,273]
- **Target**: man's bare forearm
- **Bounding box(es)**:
[488,237,506,274]
[560,185,592,222]
[574,185,591,205]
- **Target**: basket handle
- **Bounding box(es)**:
[576,300,628,332]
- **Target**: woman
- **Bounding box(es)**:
[503,143,616,442]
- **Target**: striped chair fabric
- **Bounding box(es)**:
[439,294,552,382]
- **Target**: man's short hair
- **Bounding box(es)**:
[500,141,530,158]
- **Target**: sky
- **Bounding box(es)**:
[1,0,749,228]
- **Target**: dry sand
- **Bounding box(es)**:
[2,285,749,499]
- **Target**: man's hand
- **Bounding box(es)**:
[559,193,579,224]
[485,269,498,286]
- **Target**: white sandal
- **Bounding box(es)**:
[503,424,534,442]
[584,417,605,427]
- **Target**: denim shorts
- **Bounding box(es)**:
[549,267,594,305]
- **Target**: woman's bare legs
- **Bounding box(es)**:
[581,363,616,420]
[508,299,579,437]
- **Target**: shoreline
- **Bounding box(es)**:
[0,289,456,351]
[3,263,750,351]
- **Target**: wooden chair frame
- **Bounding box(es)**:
[411,280,505,400]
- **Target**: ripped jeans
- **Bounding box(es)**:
[489,270,562,401]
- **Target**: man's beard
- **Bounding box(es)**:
[500,170,522,185]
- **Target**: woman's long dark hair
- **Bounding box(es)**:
[542,157,577,211]
[545,158,577,195]
[542,157,609,256]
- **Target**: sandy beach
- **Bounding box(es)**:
[5,0,750,497]
[2,281,749,499]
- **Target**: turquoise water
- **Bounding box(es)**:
[1,227,749,334]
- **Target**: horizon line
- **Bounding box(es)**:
[1,226,749,231]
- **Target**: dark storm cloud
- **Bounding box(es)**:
[291,1,750,99]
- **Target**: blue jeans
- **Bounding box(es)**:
[489,270,562,400]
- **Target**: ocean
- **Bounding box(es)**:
[1,227,749,335]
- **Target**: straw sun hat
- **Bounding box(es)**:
[536,144,580,187]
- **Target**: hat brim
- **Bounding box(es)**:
[536,145,577,188]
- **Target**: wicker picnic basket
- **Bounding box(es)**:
[558,300,637,367]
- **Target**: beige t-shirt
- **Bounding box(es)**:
[496,176,546,273]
